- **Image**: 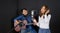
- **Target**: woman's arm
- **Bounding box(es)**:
[45,9,51,22]
[44,14,51,25]
[33,18,37,25]
[33,18,40,27]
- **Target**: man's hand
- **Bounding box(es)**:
[23,20,28,25]
[21,20,28,29]
[14,20,22,27]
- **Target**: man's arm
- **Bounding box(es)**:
[14,15,22,32]
[14,20,22,32]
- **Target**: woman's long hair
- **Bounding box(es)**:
[39,5,50,17]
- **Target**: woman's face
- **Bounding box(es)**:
[41,6,46,14]
[22,10,28,15]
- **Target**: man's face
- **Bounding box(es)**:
[22,10,28,15]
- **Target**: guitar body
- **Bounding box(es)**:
[15,25,20,32]
[14,20,27,32]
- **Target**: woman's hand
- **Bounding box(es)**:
[33,18,37,25]
[45,9,50,15]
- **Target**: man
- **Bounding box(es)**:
[14,8,37,33]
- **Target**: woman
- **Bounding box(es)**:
[33,5,51,33]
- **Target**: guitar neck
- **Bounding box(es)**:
[26,23,33,25]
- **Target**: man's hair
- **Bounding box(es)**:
[17,8,28,15]
[21,8,28,13]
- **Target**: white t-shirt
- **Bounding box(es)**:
[36,14,51,29]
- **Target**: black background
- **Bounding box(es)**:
[0,0,60,33]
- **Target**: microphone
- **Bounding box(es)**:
[31,10,34,18]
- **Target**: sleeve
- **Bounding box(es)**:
[36,16,40,27]
[14,15,22,22]
[48,14,51,21]
[27,16,32,23]
[36,22,40,27]
[45,14,51,22]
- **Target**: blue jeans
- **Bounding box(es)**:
[19,29,37,33]
[38,28,51,33]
